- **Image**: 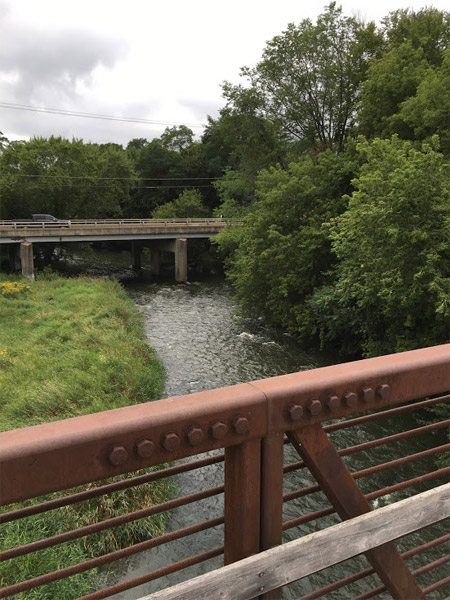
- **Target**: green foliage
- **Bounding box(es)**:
[160,125,194,152]
[202,102,286,179]
[213,168,257,218]
[151,188,210,219]
[358,7,450,140]
[125,138,186,215]
[225,3,380,151]
[0,136,135,220]
[216,150,357,337]
[399,48,450,155]
[313,136,450,356]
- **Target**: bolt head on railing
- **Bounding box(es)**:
[360,387,375,403]
[308,400,322,416]
[376,384,390,401]
[108,445,128,466]
[344,392,358,408]
[162,432,181,451]
[211,421,227,439]
[136,439,155,458]
[326,395,340,411]
[288,404,303,421]
[187,426,204,446]
[233,416,249,435]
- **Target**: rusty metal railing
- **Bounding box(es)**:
[0,344,449,599]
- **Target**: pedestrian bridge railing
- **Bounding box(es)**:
[0,344,449,599]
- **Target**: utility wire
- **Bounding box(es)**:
[0,101,207,128]
[0,174,222,181]
[0,181,215,189]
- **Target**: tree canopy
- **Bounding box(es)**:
[223,3,381,151]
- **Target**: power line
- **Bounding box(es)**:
[0,101,207,128]
[0,181,215,189]
[0,174,221,181]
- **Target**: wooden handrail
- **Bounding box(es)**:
[142,483,450,600]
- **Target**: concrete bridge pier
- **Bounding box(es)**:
[149,238,188,282]
[174,238,187,283]
[20,242,35,281]
[7,243,34,280]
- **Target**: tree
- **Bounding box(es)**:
[151,189,210,219]
[357,8,450,139]
[160,125,194,153]
[215,149,356,336]
[0,137,135,219]
[224,3,380,151]
[125,138,185,216]
[314,136,450,357]
[399,48,450,155]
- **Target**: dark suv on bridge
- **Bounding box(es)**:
[32,214,70,225]
[11,214,70,227]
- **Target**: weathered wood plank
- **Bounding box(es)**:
[141,482,450,600]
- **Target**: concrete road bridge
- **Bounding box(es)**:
[0,218,237,282]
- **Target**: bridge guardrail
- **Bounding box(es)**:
[0,218,242,231]
[0,344,449,599]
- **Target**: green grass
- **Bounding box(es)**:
[0,273,169,599]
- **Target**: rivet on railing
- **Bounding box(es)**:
[162,432,181,451]
[325,395,340,411]
[136,439,155,458]
[360,387,375,403]
[308,400,322,416]
[108,445,128,466]
[344,392,358,408]
[233,416,249,434]
[376,384,390,401]
[288,404,303,421]
[211,421,227,440]
[187,426,204,446]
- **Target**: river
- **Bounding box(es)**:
[52,249,448,599]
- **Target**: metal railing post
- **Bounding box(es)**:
[260,432,284,600]
[224,439,261,565]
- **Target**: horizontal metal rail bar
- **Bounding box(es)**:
[0,453,224,524]
[0,485,224,561]
[324,394,450,433]
[141,484,450,600]
[0,517,224,598]
[283,442,450,504]
[283,466,450,531]
[1,344,448,505]
[78,546,225,600]
[298,532,450,600]
[283,418,450,475]
[352,554,450,600]
[422,574,450,595]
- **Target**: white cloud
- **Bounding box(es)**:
[1,0,449,146]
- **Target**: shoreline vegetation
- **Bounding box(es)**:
[0,273,169,599]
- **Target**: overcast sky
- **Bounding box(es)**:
[1,0,448,147]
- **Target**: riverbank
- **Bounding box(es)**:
[0,273,169,599]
